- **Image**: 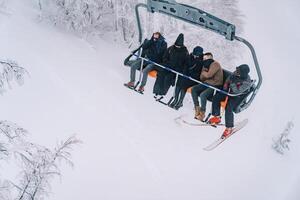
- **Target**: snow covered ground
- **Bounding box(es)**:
[1,0,300,199]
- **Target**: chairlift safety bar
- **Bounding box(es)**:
[132,53,245,97]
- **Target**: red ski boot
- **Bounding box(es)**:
[221,128,233,138]
[208,116,221,125]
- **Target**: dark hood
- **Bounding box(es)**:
[236,64,250,79]
[192,46,204,56]
[175,33,184,46]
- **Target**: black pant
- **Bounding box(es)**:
[153,71,175,95]
[212,92,246,128]
[170,87,187,106]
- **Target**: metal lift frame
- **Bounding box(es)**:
[134,0,262,112]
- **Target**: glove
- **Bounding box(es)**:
[223,81,229,91]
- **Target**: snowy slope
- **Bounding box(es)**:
[1,0,300,200]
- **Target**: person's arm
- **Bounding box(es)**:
[159,41,167,55]
[180,51,190,73]
[200,62,220,80]
[142,38,153,49]
[223,76,231,91]
[158,41,168,63]
[162,47,171,65]
[230,77,252,94]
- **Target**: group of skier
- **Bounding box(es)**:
[124,32,253,138]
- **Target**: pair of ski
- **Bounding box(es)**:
[175,115,248,151]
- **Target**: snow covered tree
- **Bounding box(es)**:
[11,136,81,200]
[0,121,81,200]
[113,0,139,44]
[0,179,11,200]
[38,0,116,37]
[38,0,245,66]
[0,60,28,95]
[0,120,28,160]
[272,121,294,155]
[0,121,27,200]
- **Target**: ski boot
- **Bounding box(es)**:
[124,81,135,89]
[221,128,233,138]
[169,99,178,108]
[194,106,205,121]
[137,86,144,93]
[174,102,183,110]
[208,116,221,125]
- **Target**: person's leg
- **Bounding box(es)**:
[174,88,186,109]
[191,84,207,107]
[170,86,181,107]
[195,88,214,120]
[140,64,155,87]
[129,59,142,83]
[153,75,162,95]
[224,95,246,128]
[178,88,187,104]
[199,88,214,112]
[211,92,227,116]
[225,98,235,128]
[153,70,165,96]
[222,95,249,137]
[208,92,227,124]
[161,72,174,96]
[191,84,207,119]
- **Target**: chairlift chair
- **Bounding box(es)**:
[131,0,262,113]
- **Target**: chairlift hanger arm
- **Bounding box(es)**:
[135,1,261,89]
[134,0,262,111]
[137,0,236,41]
[135,3,148,43]
[234,36,262,90]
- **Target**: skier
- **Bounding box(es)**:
[208,64,252,138]
[169,46,204,109]
[153,33,189,99]
[124,32,167,93]
[192,52,223,120]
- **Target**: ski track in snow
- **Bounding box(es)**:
[1,0,300,200]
